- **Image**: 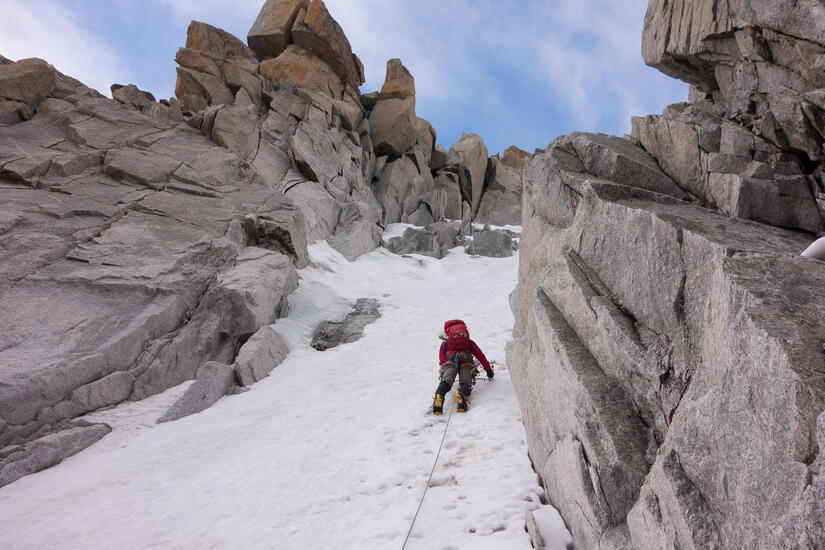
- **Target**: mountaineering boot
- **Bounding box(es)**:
[433,393,444,415]
[455,390,469,413]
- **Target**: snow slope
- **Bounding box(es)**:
[0,238,571,549]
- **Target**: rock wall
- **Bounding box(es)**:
[0,0,527,486]
[508,1,825,548]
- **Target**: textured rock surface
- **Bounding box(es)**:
[468,228,516,258]
[506,4,825,544]
[0,422,111,488]
[510,108,825,550]
[642,0,825,165]
[157,362,238,423]
[0,2,393,481]
[311,298,381,350]
[259,44,344,99]
[476,145,528,226]
[369,59,417,159]
[234,326,290,386]
[291,0,364,90]
[442,133,489,218]
[247,0,309,60]
[384,225,450,259]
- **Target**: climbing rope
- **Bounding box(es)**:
[400,396,456,550]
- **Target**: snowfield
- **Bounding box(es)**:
[0,235,572,550]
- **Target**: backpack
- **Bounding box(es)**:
[444,319,471,353]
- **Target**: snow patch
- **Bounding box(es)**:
[0,234,567,550]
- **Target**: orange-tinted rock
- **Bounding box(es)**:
[0,58,56,108]
[291,0,364,89]
[379,58,415,100]
[186,21,258,68]
[501,145,529,169]
[259,44,343,99]
[175,67,235,112]
[369,59,418,158]
[247,0,309,60]
[175,48,222,78]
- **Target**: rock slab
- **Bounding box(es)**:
[311,298,381,351]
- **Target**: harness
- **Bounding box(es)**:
[444,350,474,370]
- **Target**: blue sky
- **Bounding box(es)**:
[0,0,687,155]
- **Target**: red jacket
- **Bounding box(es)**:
[439,340,491,372]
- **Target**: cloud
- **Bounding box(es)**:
[151,0,261,27]
[320,0,686,148]
[0,0,130,96]
[0,0,686,154]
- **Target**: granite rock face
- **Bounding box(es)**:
[247,0,309,60]
[157,362,239,423]
[0,2,387,487]
[0,422,111,487]
[467,228,517,258]
[383,222,460,259]
[369,59,418,160]
[476,145,528,226]
[508,3,825,547]
[234,326,290,386]
[510,133,825,549]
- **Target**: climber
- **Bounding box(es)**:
[432,319,493,415]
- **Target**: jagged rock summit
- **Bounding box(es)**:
[509,1,825,548]
[0,1,525,488]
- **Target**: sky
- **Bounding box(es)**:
[0,0,688,155]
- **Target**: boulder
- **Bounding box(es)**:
[446,133,489,218]
[174,22,263,112]
[428,221,460,249]
[234,326,290,386]
[259,44,343,99]
[291,0,364,90]
[311,298,381,350]
[328,201,383,261]
[370,97,416,159]
[379,58,415,100]
[157,362,238,423]
[0,422,111,488]
[0,58,56,109]
[476,145,528,226]
[0,100,33,125]
[175,67,235,111]
[186,21,259,67]
[468,228,515,258]
[247,0,309,60]
[110,84,156,111]
[384,225,455,259]
[369,59,417,159]
[215,246,299,328]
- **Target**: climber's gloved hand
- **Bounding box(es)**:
[486,369,494,380]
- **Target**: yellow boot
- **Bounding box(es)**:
[432,393,444,415]
[455,390,469,412]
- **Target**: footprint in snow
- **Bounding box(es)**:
[428,474,458,487]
